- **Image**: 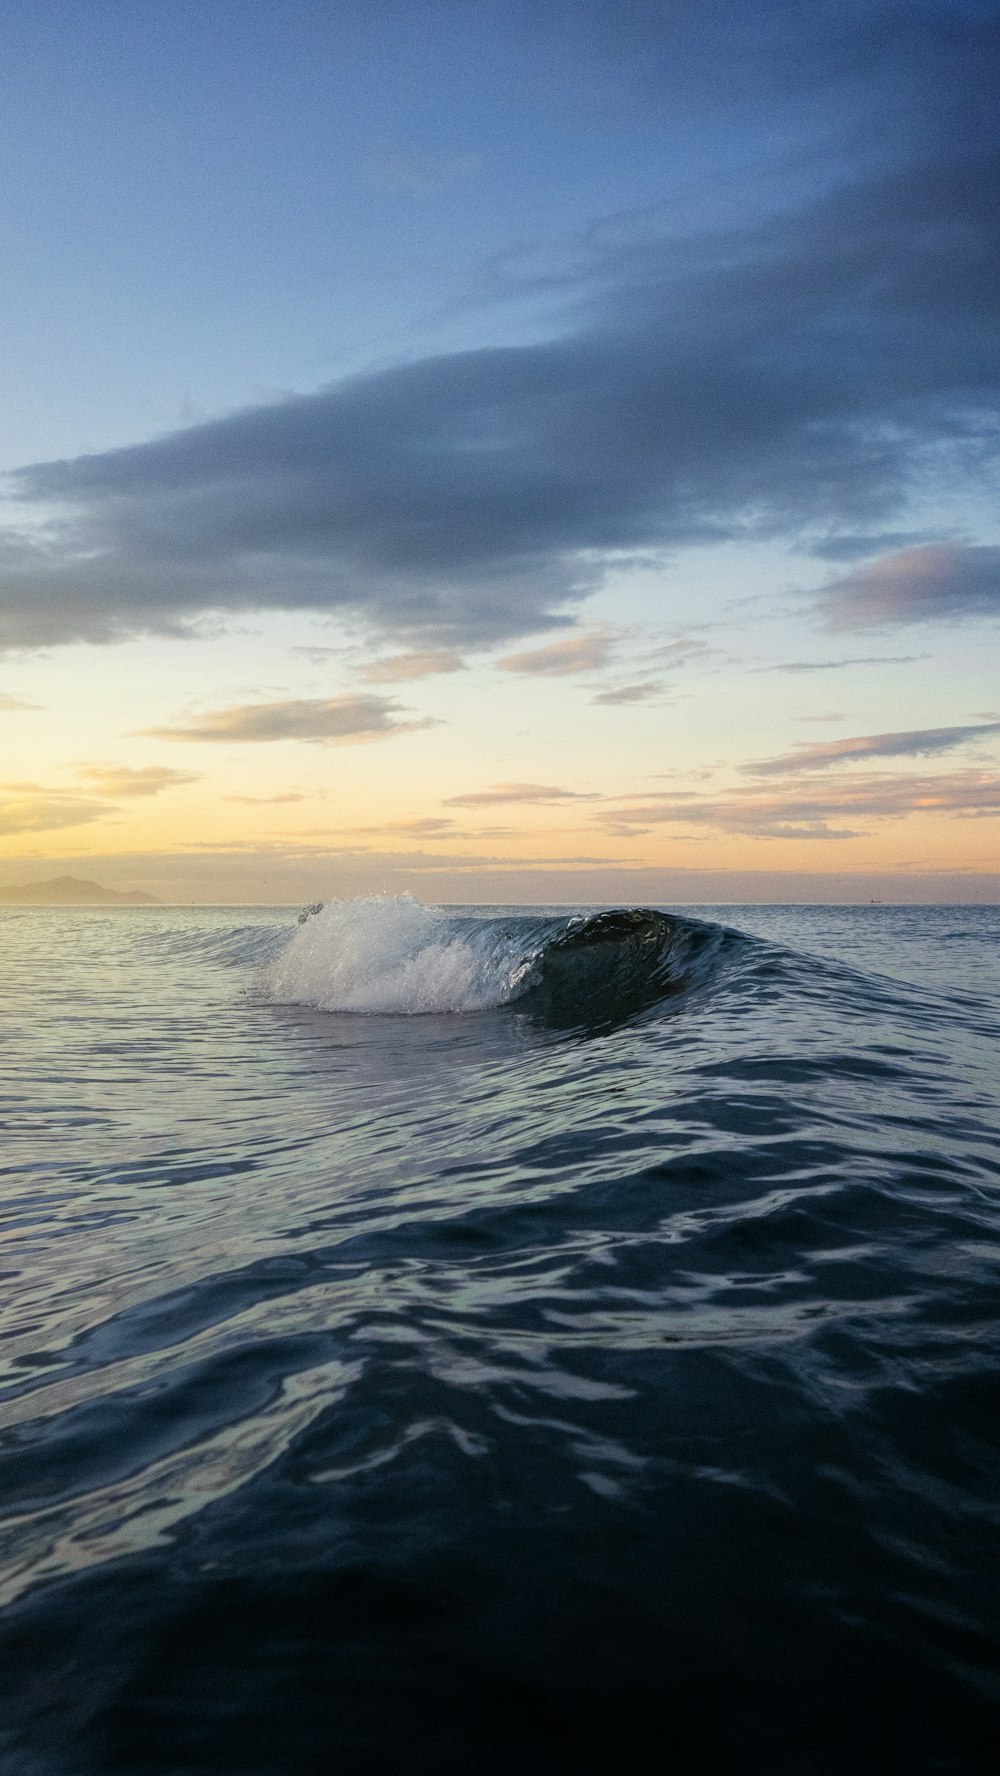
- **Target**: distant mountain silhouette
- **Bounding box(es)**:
[0,875,159,905]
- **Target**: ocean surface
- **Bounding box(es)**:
[0,897,998,1774]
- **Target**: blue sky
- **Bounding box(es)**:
[1,0,998,900]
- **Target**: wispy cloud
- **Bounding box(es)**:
[600,770,1000,841]
[444,782,598,808]
[357,649,466,682]
[0,691,39,711]
[158,837,621,872]
[341,817,517,842]
[141,695,432,745]
[818,545,1000,629]
[591,681,664,705]
[0,783,114,835]
[648,640,711,666]
[496,632,615,676]
[291,645,351,666]
[74,764,200,797]
[749,722,1000,776]
[224,791,309,805]
[754,654,925,673]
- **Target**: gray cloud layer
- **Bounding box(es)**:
[2,114,997,652]
[0,6,994,660]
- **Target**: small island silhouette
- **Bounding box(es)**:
[0,875,159,905]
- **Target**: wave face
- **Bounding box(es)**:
[1,899,998,1775]
[260,896,722,1025]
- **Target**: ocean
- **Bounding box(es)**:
[0,898,997,1774]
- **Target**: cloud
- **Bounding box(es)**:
[588,637,708,702]
[600,770,1000,841]
[357,649,466,682]
[294,817,461,841]
[818,545,1000,630]
[648,640,710,666]
[0,691,39,711]
[0,784,114,835]
[591,681,664,704]
[0,765,194,836]
[444,781,599,807]
[754,654,925,673]
[74,764,200,797]
[141,695,432,745]
[225,791,309,805]
[342,816,520,842]
[2,133,997,655]
[496,631,615,676]
[749,722,1000,776]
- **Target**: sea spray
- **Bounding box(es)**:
[260,894,536,1014]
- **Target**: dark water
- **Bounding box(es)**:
[1,898,997,1774]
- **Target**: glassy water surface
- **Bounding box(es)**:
[1,900,997,1773]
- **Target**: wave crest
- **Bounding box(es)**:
[259,896,719,1024]
[260,896,533,1015]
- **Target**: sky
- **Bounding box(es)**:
[1,0,998,903]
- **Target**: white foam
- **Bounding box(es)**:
[260,895,532,1015]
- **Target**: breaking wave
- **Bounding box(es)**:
[258,895,723,1023]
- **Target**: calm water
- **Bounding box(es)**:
[0,899,997,1774]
